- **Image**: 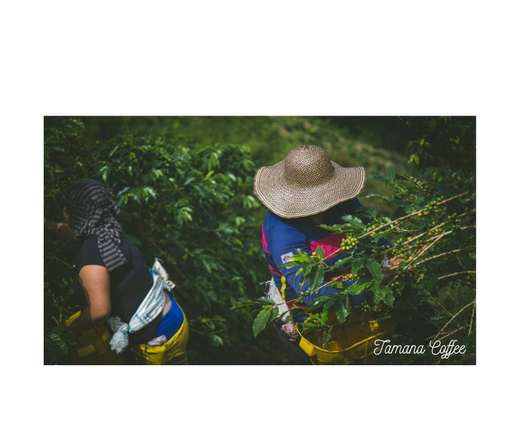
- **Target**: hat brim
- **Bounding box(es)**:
[254,160,366,219]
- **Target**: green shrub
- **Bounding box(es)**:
[44,117,265,364]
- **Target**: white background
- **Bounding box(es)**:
[1,1,517,435]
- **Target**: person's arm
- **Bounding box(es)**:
[382,257,404,285]
[44,221,76,241]
[67,265,111,336]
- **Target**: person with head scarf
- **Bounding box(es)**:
[45,179,189,364]
[254,145,403,364]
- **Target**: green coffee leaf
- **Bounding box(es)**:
[322,326,334,349]
[209,334,224,347]
[334,297,348,323]
[366,259,384,284]
[280,260,303,268]
[302,261,313,278]
[344,281,371,295]
[328,281,349,290]
[308,263,325,294]
[231,300,260,310]
[352,258,364,275]
[46,334,68,357]
[373,284,395,307]
[341,215,367,231]
[255,297,275,305]
[319,223,344,232]
[269,306,279,322]
[252,307,272,337]
[328,256,355,271]
[387,166,396,182]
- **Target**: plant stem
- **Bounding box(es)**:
[437,271,476,281]
[437,325,467,341]
[468,299,476,337]
[360,192,468,241]
[457,279,476,289]
[322,194,468,263]
[417,246,475,265]
[51,294,63,323]
[432,299,475,342]
[401,225,475,269]
[313,275,342,293]
[48,255,74,269]
[402,232,446,271]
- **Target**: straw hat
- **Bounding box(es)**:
[254,145,365,218]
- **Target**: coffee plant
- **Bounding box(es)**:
[44,117,265,364]
[232,116,476,364]
[44,116,475,364]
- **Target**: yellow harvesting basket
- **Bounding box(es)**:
[298,317,396,365]
[64,311,128,365]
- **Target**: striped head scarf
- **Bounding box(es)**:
[62,179,128,272]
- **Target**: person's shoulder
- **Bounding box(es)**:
[264,211,304,230]
[76,235,104,268]
[78,235,99,255]
[263,212,308,247]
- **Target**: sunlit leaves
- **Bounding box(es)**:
[341,215,367,232]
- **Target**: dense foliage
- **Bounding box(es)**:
[44,116,476,365]
[44,117,265,364]
[233,116,476,364]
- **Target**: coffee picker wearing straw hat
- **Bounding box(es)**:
[254,145,403,364]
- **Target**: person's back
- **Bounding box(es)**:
[261,199,368,322]
[74,233,161,345]
[46,178,189,364]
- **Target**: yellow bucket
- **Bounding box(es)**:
[298,313,396,365]
[64,311,128,365]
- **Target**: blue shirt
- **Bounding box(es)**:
[261,198,389,321]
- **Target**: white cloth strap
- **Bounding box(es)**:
[106,270,166,354]
[267,278,290,324]
[267,278,299,338]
